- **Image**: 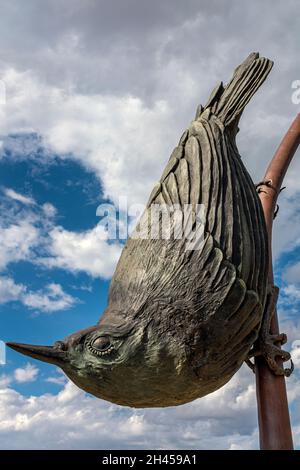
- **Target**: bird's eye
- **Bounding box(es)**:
[93,336,111,351]
[87,335,114,356]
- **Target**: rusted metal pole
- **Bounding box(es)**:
[256,113,300,449]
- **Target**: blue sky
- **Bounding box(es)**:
[0,149,110,396]
[0,0,300,450]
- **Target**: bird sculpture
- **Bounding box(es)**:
[7,53,292,408]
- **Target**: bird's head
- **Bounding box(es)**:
[7,311,191,407]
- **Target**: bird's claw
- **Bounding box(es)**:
[255,179,277,194]
[246,332,294,377]
[255,181,285,218]
[245,284,293,377]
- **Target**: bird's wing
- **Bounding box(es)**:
[107,53,271,322]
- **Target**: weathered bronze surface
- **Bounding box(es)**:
[8,53,284,408]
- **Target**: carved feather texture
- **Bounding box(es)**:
[108,53,271,384]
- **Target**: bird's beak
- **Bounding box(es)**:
[6,342,67,366]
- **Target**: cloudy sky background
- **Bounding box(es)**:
[1,0,300,449]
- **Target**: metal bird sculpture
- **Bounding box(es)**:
[7,53,292,408]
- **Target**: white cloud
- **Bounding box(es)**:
[0,277,76,313]
[0,0,299,208]
[270,194,300,261]
[1,68,174,206]
[0,277,25,304]
[14,364,39,383]
[0,188,121,280]
[0,219,39,271]
[282,284,300,302]
[42,224,122,279]
[0,365,39,388]
[43,94,174,207]
[283,262,300,285]
[3,188,35,205]
[290,344,300,371]
[22,283,77,313]
[42,203,56,218]
[0,375,12,388]
[46,370,67,386]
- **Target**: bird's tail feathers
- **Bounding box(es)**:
[199,52,273,128]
